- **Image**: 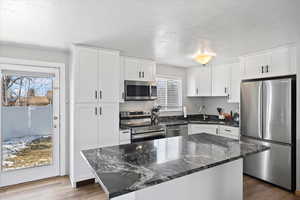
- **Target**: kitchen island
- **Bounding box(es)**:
[81,133,268,200]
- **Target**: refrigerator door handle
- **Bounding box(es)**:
[258,82,263,138]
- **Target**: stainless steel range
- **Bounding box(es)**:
[120,111,166,142]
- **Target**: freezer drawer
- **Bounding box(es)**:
[241,81,263,139]
[262,79,292,144]
[242,137,292,190]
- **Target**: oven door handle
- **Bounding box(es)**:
[131,131,165,140]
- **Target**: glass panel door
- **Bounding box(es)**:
[1,73,54,171]
[0,64,60,187]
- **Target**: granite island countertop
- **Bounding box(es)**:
[81,133,268,199]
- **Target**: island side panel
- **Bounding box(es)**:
[111,192,136,200]
[130,158,243,200]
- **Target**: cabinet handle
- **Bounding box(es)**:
[196,88,199,95]
[95,107,97,116]
[225,129,231,132]
[99,106,102,115]
[261,66,264,73]
[266,65,269,73]
[216,128,219,135]
[139,71,141,78]
[224,87,227,94]
[99,90,102,99]
[95,90,98,100]
[142,71,145,78]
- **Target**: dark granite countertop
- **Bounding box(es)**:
[159,119,239,128]
[81,133,268,199]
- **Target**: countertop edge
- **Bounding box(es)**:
[81,144,269,199]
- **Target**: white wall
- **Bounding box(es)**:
[201,97,239,116]
[0,43,70,173]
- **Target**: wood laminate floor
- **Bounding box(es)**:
[0,175,299,200]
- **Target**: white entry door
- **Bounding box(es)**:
[0,64,60,187]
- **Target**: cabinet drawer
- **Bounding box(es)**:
[218,126,239,136]
[119,129,131,141]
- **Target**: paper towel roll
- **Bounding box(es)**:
[183,106,187,118]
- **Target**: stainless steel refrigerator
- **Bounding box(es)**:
[241,76,296,191]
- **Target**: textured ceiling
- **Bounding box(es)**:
[0,0,299,66]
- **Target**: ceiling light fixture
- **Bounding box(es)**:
[193,51,216,65]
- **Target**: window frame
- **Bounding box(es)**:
[156,75,183,112]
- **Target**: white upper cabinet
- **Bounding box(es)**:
[98,50,120,103]
[123,57,156,81]
[187,67,199,96]
[73,46,120,104]
[228,63,241,103]
[268,47,293,77]
[197,66,212,96]
[124,57,140,81]
[241,45,296,79]
[187,66,212,97]
[242,52,270,79]
[74,47,99,103]
[141,60,156,81]
[211,65,230,96]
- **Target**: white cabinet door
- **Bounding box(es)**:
[99,103,119,147]
[141,60,155,81]
[268,47,291,77]
[74,104,98,181]
[187,67,198,96]
[99,50,120,103]
[228,63,241,103]
[75,47,99,103]
[211,65,230,96]
[197,66,212,96]
[218,126,240,139]
[189,124,218,135]
[124,57,141,81]
[242,52,270,79]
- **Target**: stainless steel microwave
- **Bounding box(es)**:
[124,80,157,101]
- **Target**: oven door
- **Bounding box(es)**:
[125,81,152,101]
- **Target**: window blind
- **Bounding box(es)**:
[156,77,182,111]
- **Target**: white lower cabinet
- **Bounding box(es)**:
[188,124,218,135]
[218,125,240,139]
[188,124,240,139]
[72,104,99,183]
[98,103,120,147]
[70,103,119,186]
[119,129,131,145]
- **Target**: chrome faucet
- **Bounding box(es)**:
[199,105,208,120]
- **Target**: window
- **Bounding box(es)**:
[156,76,182,111]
